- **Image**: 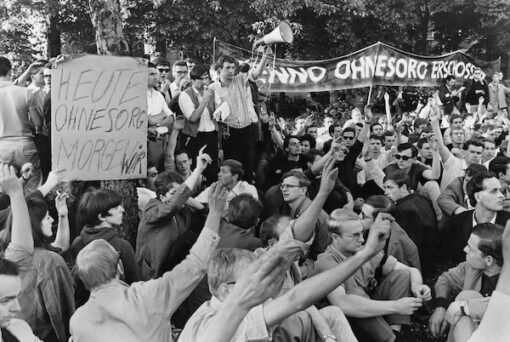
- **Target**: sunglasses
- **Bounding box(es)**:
[342,136,355,140]
[395,154,412,161]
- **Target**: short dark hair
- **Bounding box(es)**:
[228,194,262,229]
[306,125,317,132]
[450,114,463,124]
[154,171,184,198]
[222,159,244,180]
[300,134,316,149]
[371,123,383,131]
[174,149,190,159]
[216,55,238,70]
[414,118,428,130]
[416,138,429,150]
[472,223,504,266]
[383,131,395,139]
[370,134,383,143]
[365,195,396,216]
[189,64,210,80]
[0,57,12,77]
[329,124,341,136]
[397,143,418,158]
[465,163,488,178]
[77,189,122,227]
[147,62,156,69]
[156,59,170,67]
[173,60,188,68]
[488,156,510,177]
[464,139,484,151]
[383,170,410,189]
[0,258,18,276]
[284,135,301,149]
[445,75,456,82]
[466,171,498,205]
[342,127,356,136]
[301,149,323,164]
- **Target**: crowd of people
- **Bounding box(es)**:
[1,47,510,342]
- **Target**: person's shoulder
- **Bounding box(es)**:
[6,318,39,340]
[34,248,67,266]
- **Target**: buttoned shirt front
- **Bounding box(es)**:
[147,88,173,117]
[178,86,215,132]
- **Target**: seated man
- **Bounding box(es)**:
[179,205,396,342]
[488,156,510,211]
[438,163,487,217]
[70,183,227,342]
[429,223,503,342]
[361,195,421,270]
[315,208,431,342]
[136,149,211,279]
[383,170,438,276]
[265,135,305,188]
[195,159,258,217]
[443,171,510,263]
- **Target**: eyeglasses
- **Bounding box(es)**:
[43,75,51,78]
[342,136,355,140]
[394,154,412,161]
[280,183,302,190]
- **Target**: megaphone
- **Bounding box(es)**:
[254,22,294,46]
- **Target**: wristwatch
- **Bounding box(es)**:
[323,335,337,341]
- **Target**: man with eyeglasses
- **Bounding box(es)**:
[170,60,189,98]
[315,208,431,342]
[155,59,172,103]
[178,64,218,182]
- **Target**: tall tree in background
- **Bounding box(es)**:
[88,0,139,246]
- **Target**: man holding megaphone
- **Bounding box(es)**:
[209,46,272,183]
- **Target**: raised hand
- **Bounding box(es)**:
[196,145,213,172]
[363,212,393,257]
[318,157,339,195]
[364,104,373,121]
[55,191,70,217]
[0,164,23,196]
[207,182,228,214]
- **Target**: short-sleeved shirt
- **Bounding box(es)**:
[384,163,428,191]
[314,245,397,294]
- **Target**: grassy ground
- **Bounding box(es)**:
[400,257,457,342]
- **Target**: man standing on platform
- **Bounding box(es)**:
[209,47,271,183]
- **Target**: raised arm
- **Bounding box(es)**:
[1,164,33,252]
[263,213,394,326]
[291,158,337,242]
[251,46,271,80]
[422,135,441,180]
[52,191,70,251]
[429,107,451,163]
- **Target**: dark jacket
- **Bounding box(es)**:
[437,176,468,216]
[443,209,510,263]
[394,193,438,275]
[71,226,141,285]
[136,183,193,279]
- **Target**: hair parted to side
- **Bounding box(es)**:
[77,189,122,227]
[472,223,504,266]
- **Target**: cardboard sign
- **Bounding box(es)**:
[51,55,148,180]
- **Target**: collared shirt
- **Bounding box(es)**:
[209,73,258,129]
[170,82,180,98]
[441,152,468,191]
[147,88,173,117]
[178,86,215,132]
[472,210,497,227]
[179,296,271,342]
[70,228,219,342]
[315,245,397,294]
[195,181,259,217]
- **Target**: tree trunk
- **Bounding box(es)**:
[88,0,139,246]
[46,0,61,58]
[88,0,130,56]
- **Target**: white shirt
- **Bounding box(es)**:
[147,89,173,117]
[195,181,259,217]
[441,152,468,191]
[468,291,510,342]
[178,87,215,132]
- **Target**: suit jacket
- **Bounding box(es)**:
[437,176,468,216]
[443,209,510,262]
